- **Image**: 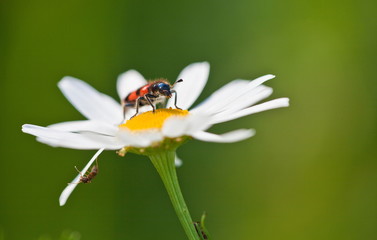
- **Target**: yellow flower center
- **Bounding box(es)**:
[120,108,189,131]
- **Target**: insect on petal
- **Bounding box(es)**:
[59,148,105,206]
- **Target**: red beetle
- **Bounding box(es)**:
[122,79,183,119]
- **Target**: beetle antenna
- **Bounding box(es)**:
[172,79,183,88]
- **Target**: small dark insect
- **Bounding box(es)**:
[194,222,208,240]
[70,159,99,184]
[194,212,210,240]
[122,79,183,119]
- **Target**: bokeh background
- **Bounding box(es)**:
[1,0,376,239]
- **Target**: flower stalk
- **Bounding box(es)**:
[149,150,200,240]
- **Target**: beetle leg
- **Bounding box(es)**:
[145,94,156,113]
[170,90,181,110]
[123,103,134,120]
[130,97,143,119]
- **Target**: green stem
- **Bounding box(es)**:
[149,150,200,240]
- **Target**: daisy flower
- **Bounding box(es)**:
[22,62,289,240]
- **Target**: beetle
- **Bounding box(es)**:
[77,164,98,184]
[122,79,183,119]
[69,159,99,184]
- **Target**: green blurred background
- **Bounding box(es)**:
[1,0,376,239]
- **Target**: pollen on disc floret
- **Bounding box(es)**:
[120,108,189,131]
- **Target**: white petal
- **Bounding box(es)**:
[132,131,164,147]
[192,129,255,143]
[190,80,249,114]
[213,86,273,116]
[48,120,118,135]
[117,128,164,148]
[211,98,290,124]
[117,70,148,100]
[185,113,212,134]
[192,75,275,115]
[162,116,188,138]
[245,74,275,89]
[22,124,122,150]
[175,154,183,167]
[162,113,212,138]
[166,62,210,110]
[58,77,123,124]
[59,148,104,206]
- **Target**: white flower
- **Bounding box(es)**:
[22,62,289,206]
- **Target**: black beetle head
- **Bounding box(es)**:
[155,82,172,98]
